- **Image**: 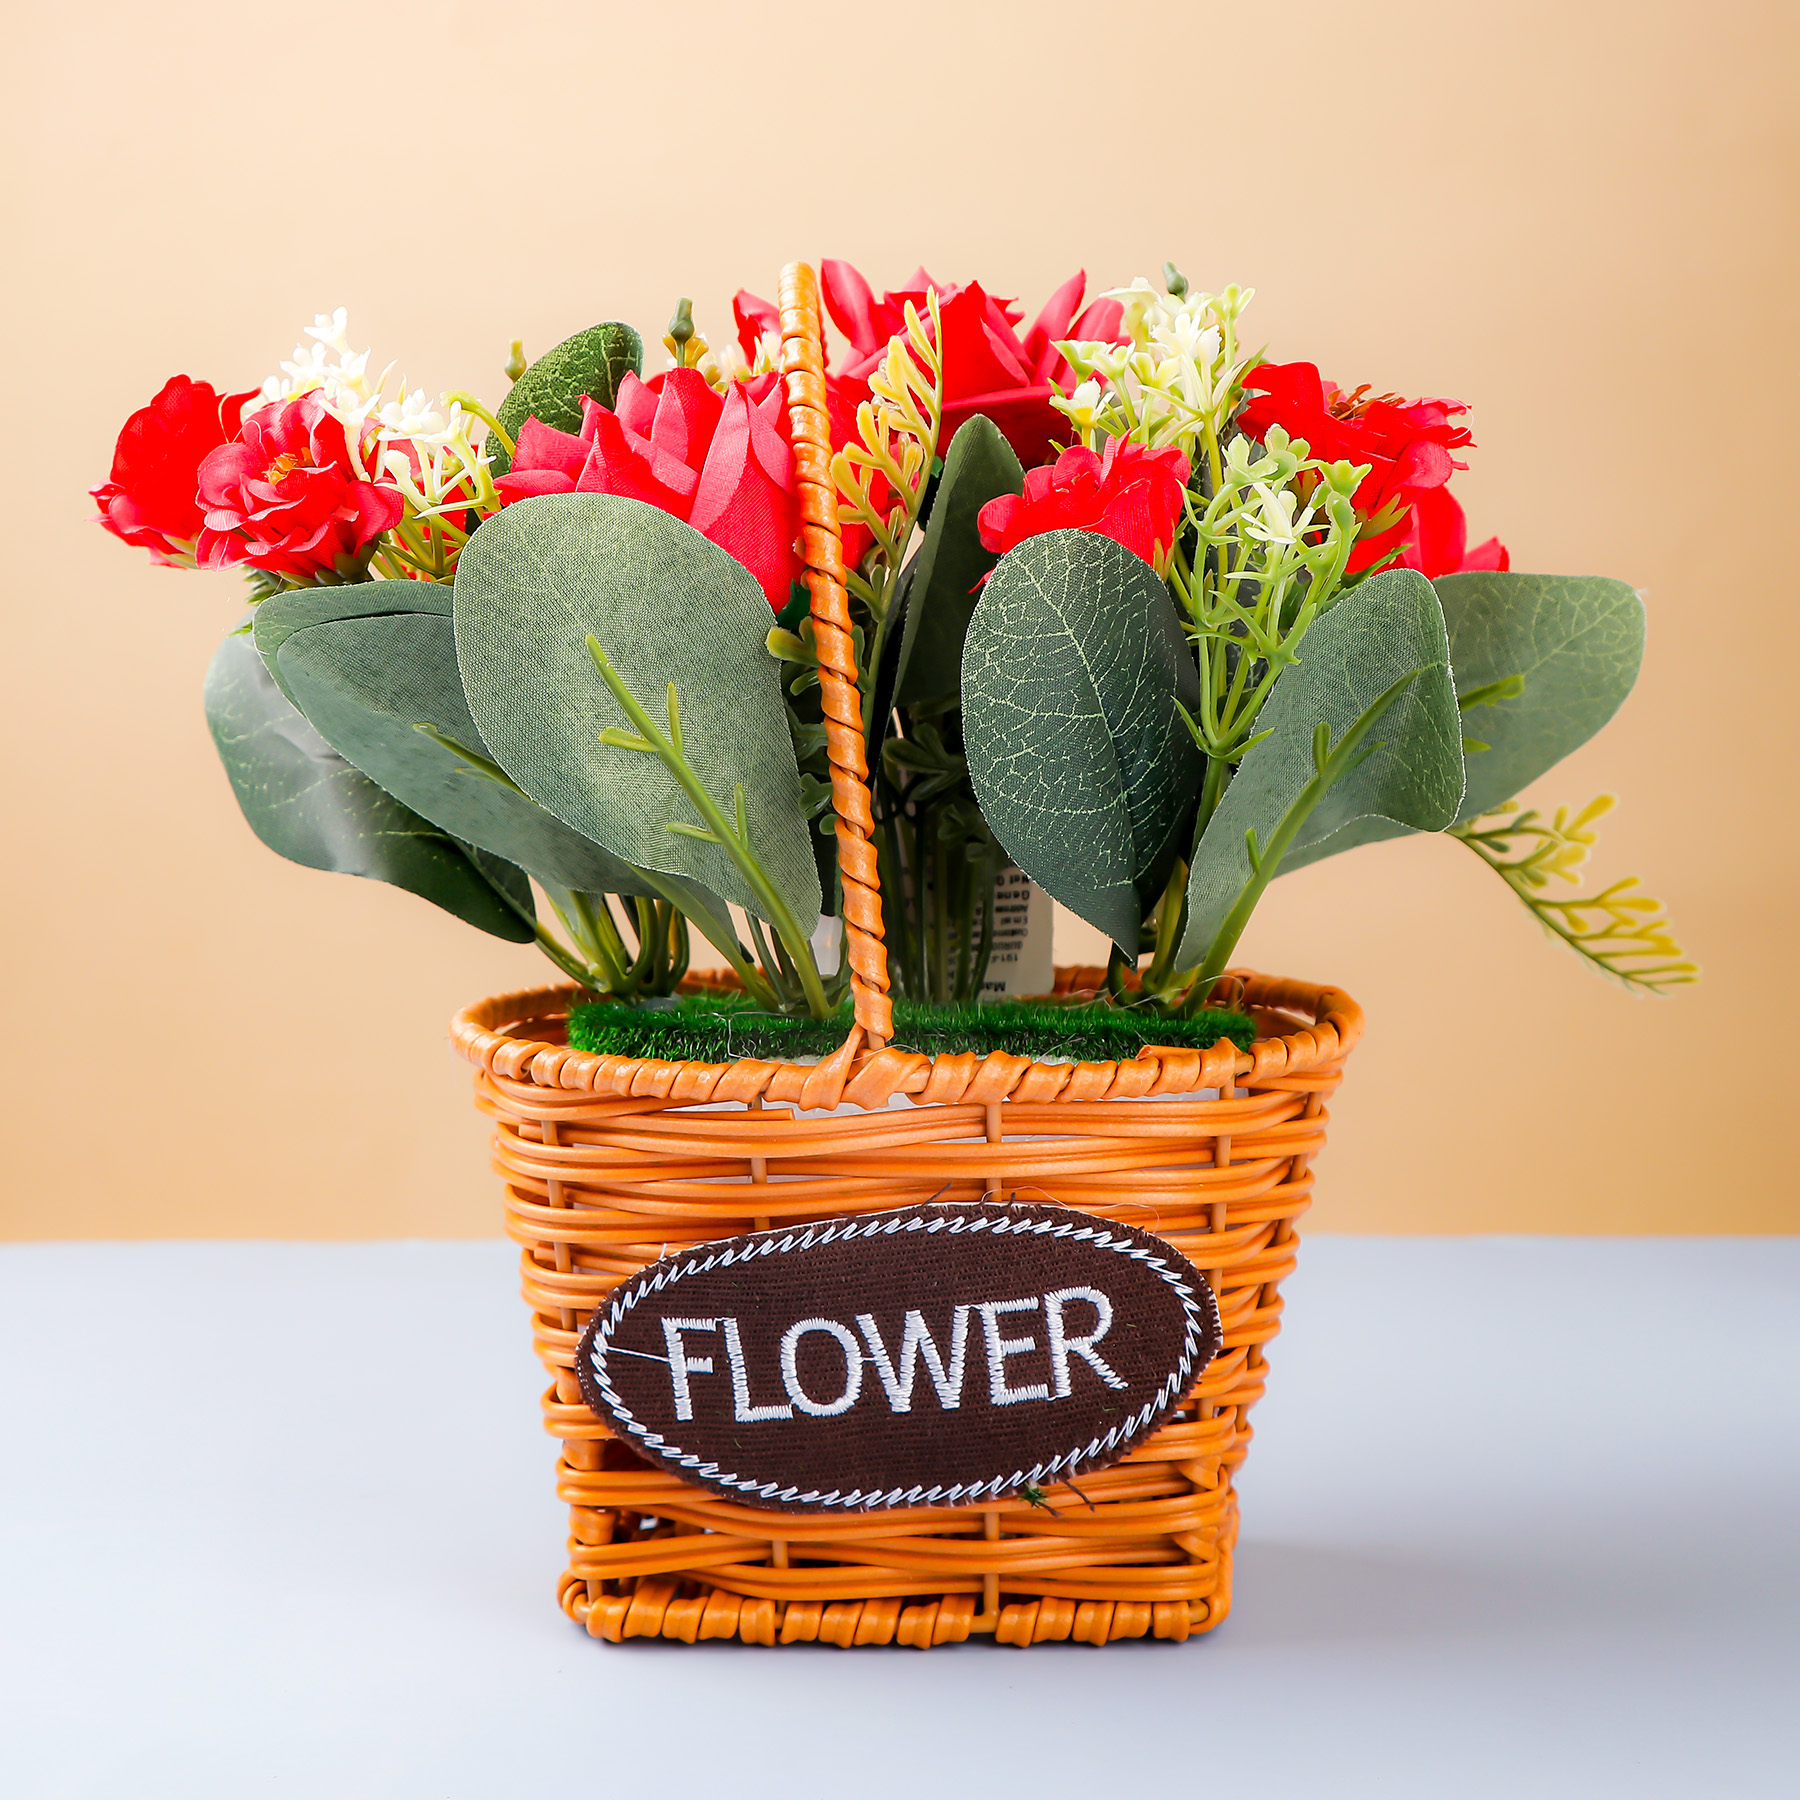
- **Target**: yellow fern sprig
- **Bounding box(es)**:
[1452,796,1698,994]
[831,291,943,626]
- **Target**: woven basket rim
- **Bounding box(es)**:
[450,966,1363,1110]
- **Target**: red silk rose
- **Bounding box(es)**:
[495,368,798,610]
[732,264,1125,573]
[1238,362,1508,578]
[816,262,1124,470]
[820,262,1123,472]
[91,376,257,566]
[977,438,1191,572]
[195,396,402,579]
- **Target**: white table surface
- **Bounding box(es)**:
[3,1236,1795,1798]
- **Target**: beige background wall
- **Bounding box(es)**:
[3,0,1795,1238]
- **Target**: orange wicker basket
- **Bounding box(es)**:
[450,264,1364,1648]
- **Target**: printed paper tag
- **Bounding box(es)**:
[575,1201,1220,1513]
[980,864,1054,999]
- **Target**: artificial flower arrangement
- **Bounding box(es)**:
[93,261,1700,1649]
[94,260,1693,1053]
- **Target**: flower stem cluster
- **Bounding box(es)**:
[1167,425,1366,777]
[257,308,497,584]
[1053,278,1257,489]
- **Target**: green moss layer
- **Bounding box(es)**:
[566,994,1256,1065]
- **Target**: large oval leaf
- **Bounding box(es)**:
[962,531,1202,952]
[454,493,821,933]
[893,416,1023,706]
[1437,570,1645,818]
[1279,570,1646,874]
[203,632,535,942]
[490,322,642,478]
[267,604,656,897]
[1176,567,1463,965]
[251,582,451,708]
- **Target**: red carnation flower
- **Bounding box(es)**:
[91,376,257,566]
[1238,362,1508,577]
[977,438,1191,572]
[195,396,402,580]
[495,368,798,610]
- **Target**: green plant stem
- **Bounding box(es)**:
[875,810,914,1004]
[544,888,628,992]
[953,852,976,1001]
[970,850,998,1000]
[911,809,930,1000]
[744,911,795,1007]
[666,906,691,989]
[576,891,633,987]
[1200,416,1224,510]
[931,825,950,1003]
[1195,754,1230,844]
[622,897,659,990]
[588,640,829,1020]
[533,922,602,994]
[1141,856,1190,996]
[1178,669,1421,1013]
[637,868,779,1010]
[443,392,515,459]
[765,912,804,994]
[861,605,902,758]
[1105,943,1133,1004]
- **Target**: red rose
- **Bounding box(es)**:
[495,368,798,609]
[195,396,402,579]
[91,376,256,566]
[977,438,1191,572]
[817,261,1124,471]
[731,264,1125,575]
[1238,362,1508,577]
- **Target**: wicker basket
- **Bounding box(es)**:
[450,264,1364,1648]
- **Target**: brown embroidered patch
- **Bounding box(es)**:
[575,1200,1221,1513]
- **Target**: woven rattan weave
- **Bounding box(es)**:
[451,265,1364,1646]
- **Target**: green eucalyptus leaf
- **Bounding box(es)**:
[272,608,658,897]
[1437,571,1645,817]
[252,582,451,706]
[453,492,821,933]
[1280,570,1646,874]
[1177,567,1463,965]
[962,530,1203,952]
[461,846,537,927]
[894,416,1023,705]
[203,632,535,942]
[490,322,643,477]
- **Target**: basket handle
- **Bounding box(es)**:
[778,263,892,1049]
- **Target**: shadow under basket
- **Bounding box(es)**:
[450,964,1361,1649]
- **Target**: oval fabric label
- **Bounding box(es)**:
[575,1201,1221,1513]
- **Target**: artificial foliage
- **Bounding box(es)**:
[95,261,1694,1032]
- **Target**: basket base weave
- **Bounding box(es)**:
[453,969,1360,1647]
